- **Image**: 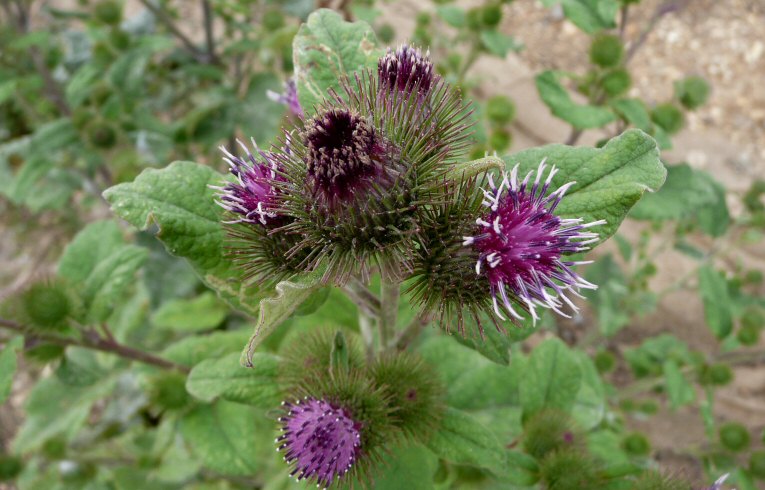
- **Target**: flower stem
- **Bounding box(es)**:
[391,313,431,351]
[0,317,190,373]
[357,310,375,363]
[379,277,400,350]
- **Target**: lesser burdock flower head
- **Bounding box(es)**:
[214,139,284,227]
[304,109,392,206]
[464,159,605,323]
[378,44,434,95]
[277,397,361,489]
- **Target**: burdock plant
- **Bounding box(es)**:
[101,9,666,489]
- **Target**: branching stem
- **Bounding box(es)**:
[0,318,189,373]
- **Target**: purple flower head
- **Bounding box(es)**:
[214,139,285,226]
[276,397,361,489]
[267,79,304,118]
[378,44,434,95]
[463,159,606,324]
[304,109,390,204]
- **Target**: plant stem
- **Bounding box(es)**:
[625,0,685,65]
[0,318,190,373]
[201,0,219,64]
[391,313,431,351]
[137,0,212,64]
[379,276,400,350]
[342,280,381,318]
[357,310,375,363]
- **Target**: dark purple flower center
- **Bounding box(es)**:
[214,140,284,226]
[305,109,386,203]
[277,398,361,489]
[464,160,604,323]
[378,44,434,94]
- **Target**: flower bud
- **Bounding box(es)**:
[675,76,710,110]
[590,34,624,68]
[651,103,685,135]
[378,44,435,95]
[719,422,750,452]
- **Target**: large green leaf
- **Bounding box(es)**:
[505,129,666,244]
[180,401,264,476]
[293,9,382,115]
[697,265,733,340]
[562,0,619,33]
[186,353,282,407]
[13,375,116,453]
[58,220,148,323]
[152,292,228,332]
[425,407,509,477]
[630,163,726,222]
[371,444,438,490]
[103,161,260,317]
[162,330,252,368]
[535,71,617,129]
[519,338,582,417]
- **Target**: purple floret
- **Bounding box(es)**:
[378,44,435,94]
[213,139,285,226]
[463,159,605,323]
[276,398,361,489]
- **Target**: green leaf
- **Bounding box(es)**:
[663,359,695,409]
[13,375,115,453]
[630,163,726,222]
[58,220,148,323]
[697,265,733,339]
[186,353,281,407]
[418,336,521,410]
[584,254,630,336]
[240,269,324,367]
[293,9,382,115]
[562,0,619,34]
[571,351,606,429]
[519,338,582,417]
[535,71,617,129]
[103,161,261,317]
[505,129,666,245]
[695,175,730,237]
[162,330,252,368]
[180,401,264,475]
[0,337,23,404]
[152,292,228,332]
[611,98,652,132]
[454,311,535,365]
[436,6,465,28]
[480,31,523,58]
[426,407,508,477]
[372,444,438,489]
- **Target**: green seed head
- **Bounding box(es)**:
[368,352,444,441]
[590,34,624,68]
[0,455,23,482]
[13,280,74,332]
[602,68,632,97]
[88,124,117,149]
[737,324,760,346]
[94,0,122,25]
[622,432,651,456]
[486,95,516,125]
[489,128,512,152]
[523,410,580,459]
[539,449,602,490]
[675,76,710,110]
[481,4,503,27]
[594,350,616,373]
[651,103,685,135]
[750,450,765,479]
[719,422,750,452]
